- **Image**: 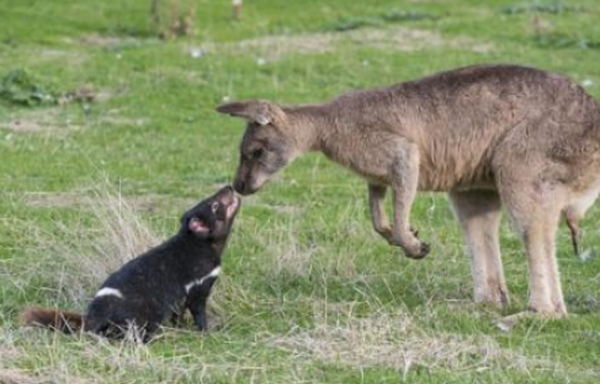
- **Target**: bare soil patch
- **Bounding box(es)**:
[0,109,83,134]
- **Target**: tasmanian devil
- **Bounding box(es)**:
[22,186,241,340]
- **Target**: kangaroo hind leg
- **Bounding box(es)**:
[450,190,508,305]
[499,185,566,316]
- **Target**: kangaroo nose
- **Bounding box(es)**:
[233,179,245,194]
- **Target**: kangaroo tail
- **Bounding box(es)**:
[21,307,85,334]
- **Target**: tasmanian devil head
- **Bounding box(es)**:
[216,100,299,196]
[181,186,241,241]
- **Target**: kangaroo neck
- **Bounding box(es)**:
[283,103,343,155]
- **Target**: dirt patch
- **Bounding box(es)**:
[0,109,83,134]
[0,120,44,133]
[210,27,492,61]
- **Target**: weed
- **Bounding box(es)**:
[0,69,97,108]
[0,69,59,107]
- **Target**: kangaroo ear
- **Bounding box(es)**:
[216,100,283,126]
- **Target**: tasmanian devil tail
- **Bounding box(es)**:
[21,307,85,334]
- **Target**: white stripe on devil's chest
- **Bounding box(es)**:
[185,266,221,293]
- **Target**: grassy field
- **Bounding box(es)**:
[1,0,600,382]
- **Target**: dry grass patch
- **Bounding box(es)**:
[346,28,493,53]
[269,230,316,278]
[22,191,179,213]
[0,369,40,384]
[209,27,492,61]
[12,183,160,306]
[219,34,336,61]
[272,309,556,374]
[0,326,288,384]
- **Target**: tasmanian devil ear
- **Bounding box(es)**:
[186,217,210,237]
[216,100,284,126]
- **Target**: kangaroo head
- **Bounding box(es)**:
[216,100,300,195]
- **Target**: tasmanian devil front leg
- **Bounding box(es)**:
[186,277,217,331]
[388,141,429,259]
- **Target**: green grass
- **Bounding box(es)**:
[1,0,600,382]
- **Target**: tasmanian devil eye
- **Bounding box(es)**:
[252,148,264,160]
[211,202,220,212]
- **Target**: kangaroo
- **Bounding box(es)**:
[216,64,600,317]
[22,186,241,340]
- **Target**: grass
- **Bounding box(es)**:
[1,0,600,382]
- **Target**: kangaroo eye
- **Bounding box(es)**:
[252,148,264,160]
[211,202,220,212]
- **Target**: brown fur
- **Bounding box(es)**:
[21,307,85,334]
[217,64,600,317]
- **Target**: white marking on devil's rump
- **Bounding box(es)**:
[95,287,125,299]
[185,266,221,293]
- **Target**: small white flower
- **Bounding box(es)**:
[582,79,594,87]
[189,48,205,59]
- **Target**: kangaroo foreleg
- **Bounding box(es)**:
[388,142,429,259]
[368,184,393,242]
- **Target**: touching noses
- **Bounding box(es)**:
[233,178,246,194]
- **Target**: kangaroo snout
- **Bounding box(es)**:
[233,177,253,195]
[234,168,269,195]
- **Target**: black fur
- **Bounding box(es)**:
[23,186,241,341]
